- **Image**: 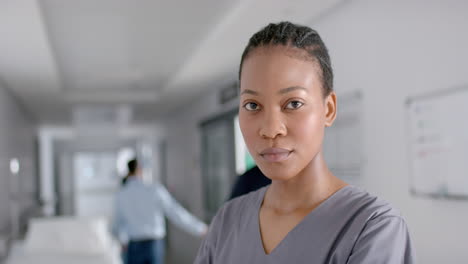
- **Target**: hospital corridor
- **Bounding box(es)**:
[1,0,468,263]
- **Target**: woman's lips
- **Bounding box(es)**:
[260,148,292,162]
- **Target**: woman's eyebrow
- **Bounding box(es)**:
[240,89,259,96]
[278,86,308,94]
[240,86,307,96]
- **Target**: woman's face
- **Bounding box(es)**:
[239,46,336,181]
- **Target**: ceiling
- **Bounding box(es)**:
[0,0,345,124]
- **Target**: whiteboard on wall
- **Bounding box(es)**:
[406,86,468,199]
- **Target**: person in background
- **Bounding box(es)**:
[112,158,207,264]
[121,172,130,186]
[118,162,133,264]
[229,166,271,200]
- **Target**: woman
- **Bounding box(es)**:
[195,21,414,263]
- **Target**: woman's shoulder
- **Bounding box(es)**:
[339,185,403,220]
[222,186,266,219]
[349,186,401,217]
[202,186,266,249]
[336,186,415,263]
[210,186,266,229]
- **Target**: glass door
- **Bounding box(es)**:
[200,111,237,221]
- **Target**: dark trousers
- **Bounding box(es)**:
[127,239,165,264]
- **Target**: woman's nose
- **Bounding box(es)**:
[258,111,287,139]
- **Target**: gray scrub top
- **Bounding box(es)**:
[194,185,415,264]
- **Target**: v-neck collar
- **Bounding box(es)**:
[254,185,353,257]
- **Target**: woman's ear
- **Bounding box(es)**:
[324,92,337,127]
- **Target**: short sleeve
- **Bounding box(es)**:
[193,205,227,264]
[194,233,214,264]
[347,216,415,264]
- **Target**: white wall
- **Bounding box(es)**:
[312,0,468,262]
[0,81,37,238]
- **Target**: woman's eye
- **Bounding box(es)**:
[285,101,304,110]
[244,102,260,111]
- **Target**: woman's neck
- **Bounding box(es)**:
[263,153,347,213]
